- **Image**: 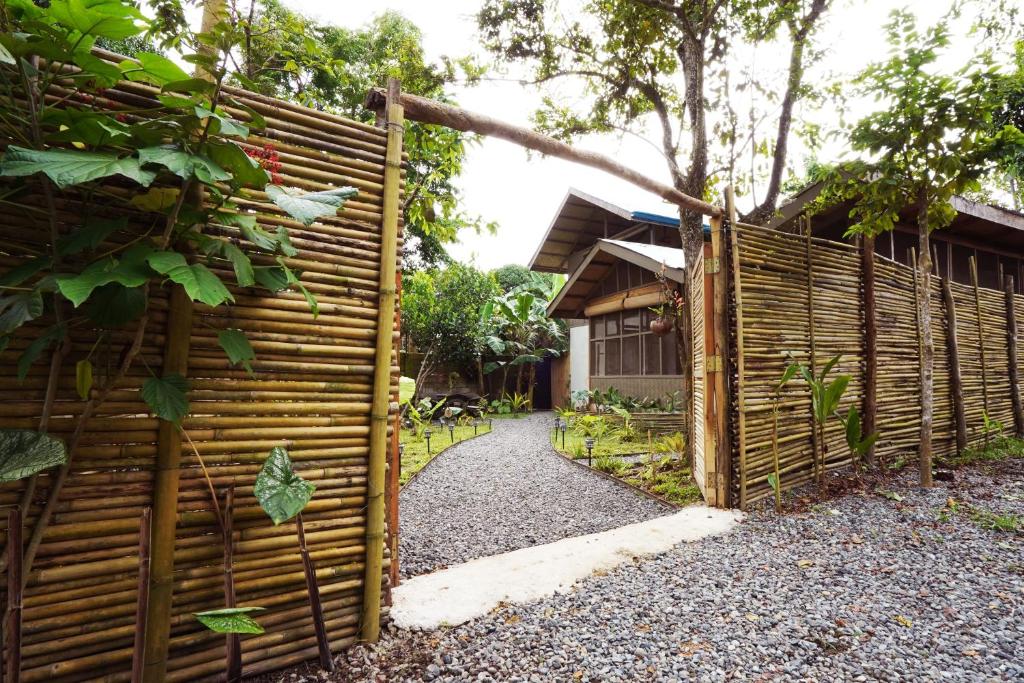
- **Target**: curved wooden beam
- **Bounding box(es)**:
[365,89,722,217]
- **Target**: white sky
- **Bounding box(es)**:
[243,0,1003,270]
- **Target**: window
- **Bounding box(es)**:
[589,309,681,377]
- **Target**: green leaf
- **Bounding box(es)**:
[0,42,14,66]
[265,185,358,226]
[253,266,289,292]
[206,142,269,188]
[147,252,233,307]
[297,283,318,319]
[57,244,154,307]
[0,257,51,288]
[221,243,255,287]
[0,290,44,335]
[767,473,780,493]
[194,607,265,635]
[82,283,146,327]
[217,328,255,373]
[844,406,861,450]
[254,446,315,525]
[238,223,277,251]
[142,374,189,423]
[399,376,415,405]
[819,354,842,383]
[47,113,130,147]
[138,146,230,184]
[822,375,850,419]
[194,106,248,138]
[0,146,155,189]
[0,430,67,483]
[76,359,93,400]
[130,187,180,213]
[778,363,800,390]
[17,324,64,380]
[121,52,189,86]
[47,0,146,40]
[56,218,125,257]
[274,227,298,257]
[161,78,214,95]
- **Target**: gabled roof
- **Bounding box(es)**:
[547,239,685,318]
[529,188,680,274]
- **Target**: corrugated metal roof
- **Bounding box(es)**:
[600,239,685,270]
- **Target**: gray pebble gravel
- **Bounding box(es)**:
[338,457,1024,682]
[398,411,673,578]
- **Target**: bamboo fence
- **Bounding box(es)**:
[0,73,403,679]
[729,222,1022,506]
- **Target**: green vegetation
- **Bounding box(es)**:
[399,423,490,485]
[939,498,1023,534]
[939,435,1024,468]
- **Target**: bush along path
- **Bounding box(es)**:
[397,411,673,579]
[328,456,1024,682]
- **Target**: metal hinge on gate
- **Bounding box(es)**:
[706,354,723,372]
[704,257,720,274]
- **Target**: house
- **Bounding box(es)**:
[529,189,693,403]
[772,182,1024,291]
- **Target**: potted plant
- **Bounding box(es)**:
[648,304,674,336]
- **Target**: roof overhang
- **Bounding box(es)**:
[547,239,685,318]
[529,188,680,274]
[769,181,1024,252]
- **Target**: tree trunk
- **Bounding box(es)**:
[917,191,934,487]
[476,356,486,396]
[515,363,525,397]
[526,363,536,409]
[413,347,434,403]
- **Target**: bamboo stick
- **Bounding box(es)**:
[360,78,402,643]
[803,216,822,486]
[942,276,968,453]
[1005,276,1023,436]
[728,188,748,508]
[130,509,151,683]
[296,513,333,671]
[970,256,990,417]
[861,236,878,466]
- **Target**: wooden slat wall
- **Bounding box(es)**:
[0,78,400,681]
[731,223,1022,506]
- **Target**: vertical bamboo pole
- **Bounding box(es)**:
[861,235,878,466]
[942,276,968,454]
[222,487,240,682]
[131,509,152,683]
[970,256,990,416]
[142,4,218,675]
[803,215,821,484]
[727,188,748,508]
[143,288,192,683]
[5,510,21,683]
[297,514,333,670]
[388,267,402,592]
[361,77,403,642]
[1005,276,1023,437]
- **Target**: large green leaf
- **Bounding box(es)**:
[253,266,290,292]
[254,446,315,525]
[0,430,67,483]
[194,607,265,635]
[399,376,415,405]
[46,113,131,147]
[206,142,269,188]
[142,374,189,424]
[217,328,255,373]
[81,283,146,327]
[138,146,230,184]
[47,0,147,40]
[120,52,189,86]
[0,290,44,335]
[0,42,14,66]
[147,252,233,307]
[0,146,155,189]
[265,185,357,226]
[0,256,51,288]
[57,244,154,307]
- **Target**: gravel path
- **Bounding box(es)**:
[337,457,1024,682]
[398,411,673,578]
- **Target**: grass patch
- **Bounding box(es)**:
[552,431,647,459]
[938,436,1024,468]
[399,423,490,485]
[624,459,703,506]
[938,498,1023,534]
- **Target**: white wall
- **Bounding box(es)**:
[569,322,589,399]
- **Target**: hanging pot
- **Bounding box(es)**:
[650,316,673,336]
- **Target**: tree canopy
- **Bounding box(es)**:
[237,1,493,268]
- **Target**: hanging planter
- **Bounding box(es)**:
[650,315,673,336]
